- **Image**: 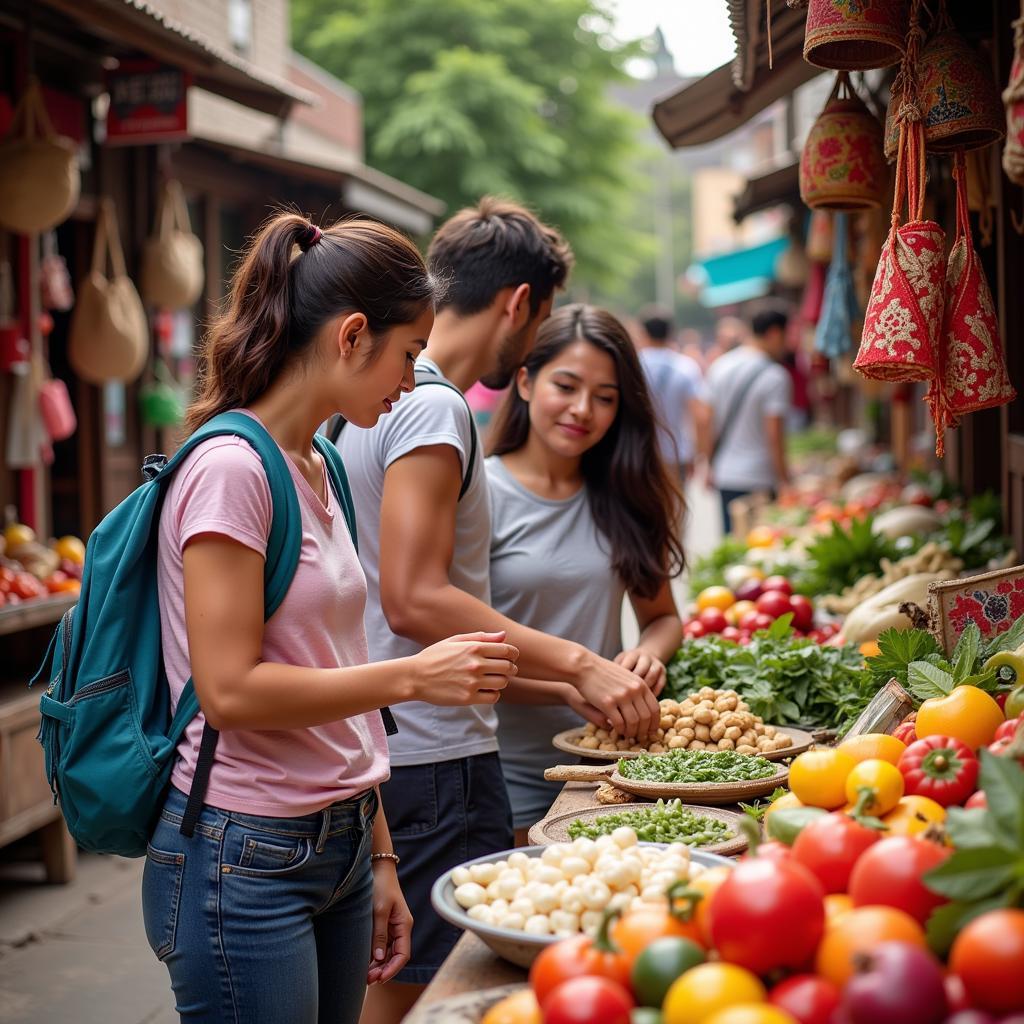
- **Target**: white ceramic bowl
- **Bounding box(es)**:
[430,844,734,969]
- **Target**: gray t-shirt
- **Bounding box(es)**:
[487,456,626,815]
[639,347,706,466]
[337,358,497,766]
[707,346,792,491]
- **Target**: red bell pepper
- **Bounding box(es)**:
[897,735,979,807]
[893,720,918,745]
[994,716,1022,742]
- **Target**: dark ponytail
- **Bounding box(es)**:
[488,304,686,598]
[186,211,438,432]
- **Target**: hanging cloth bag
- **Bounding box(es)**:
[40,231,75,312]
[141,181,204,310]
[1004,0,1024,186]
[37,350,77,443]
[139,358,186,429]
[815,212,862,358]
[931,151,1016,453]
[69,199,148,385]
[855,1,945,387]
[0,78,80,235]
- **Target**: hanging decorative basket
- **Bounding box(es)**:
[932,152,1016,452]
[1003,2,1024,186]
[815,212,862,358]
[801,73,888,210]
[855,0,946,386]
[917,21,1005,154]
[804,0,907,71]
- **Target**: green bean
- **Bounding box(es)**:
[566,799,733,846]
[617,748,776,784]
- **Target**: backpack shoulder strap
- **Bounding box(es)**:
[711,360,765,462]
[413,365,477,501]
[313,434,358,552]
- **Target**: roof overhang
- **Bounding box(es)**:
[733,160,801,222]
[39,0,313,117]
[653,1,820,148]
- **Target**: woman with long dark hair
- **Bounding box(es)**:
[487,303,684,841]
[144,211,518,1023]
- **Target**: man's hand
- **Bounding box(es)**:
[615,648,667,696]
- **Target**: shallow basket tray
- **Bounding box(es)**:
[431,845,734,970]
[608,762,790,805]
[527,803,748,856]
[552,725,813,763]
[404,984,529,1024]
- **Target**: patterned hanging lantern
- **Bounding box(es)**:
[804,0,907,71]
[931,153,1016,454]
[917,22,1006,153]
[801,73,888,210]
[1003,2,1024,186]
[855,0,946,388]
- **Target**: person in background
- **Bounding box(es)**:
[488,304,685,844]
[702,302,793,535]
[634,306,707,482]
[338,199,662,1024]
[705,315,749,366]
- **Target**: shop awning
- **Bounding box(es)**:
[733,160,801,222]
[687,236,789,307]
[39,0,314,117]
[653,1,820,148]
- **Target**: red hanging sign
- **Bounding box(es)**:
[105,60,190,145]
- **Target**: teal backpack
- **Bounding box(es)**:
[31,411,359,858]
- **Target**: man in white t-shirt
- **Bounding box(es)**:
[635,307,707,480]
[703,303,793,534]
[340,199,663,1023]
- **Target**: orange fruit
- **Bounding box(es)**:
[726,600,757,625]
[697,586,736,612]
[844,759,904,816]
[824,893,854,926]
[858,640,882,658]
[689,866,732,946]
[815,906,927,987]
[916,685,1005,750]
[788,749,857,809]
[54,535,85,564]
[838,733,907,766]
[745,527,778,549]
[881,796,947,838]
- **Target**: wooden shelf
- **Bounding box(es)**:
[0,595,76,638]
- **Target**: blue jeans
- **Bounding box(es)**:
[142,785,378,1023]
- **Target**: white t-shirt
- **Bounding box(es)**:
[639,347,706,466]
[707,346,792,491]
[337,359,498,767]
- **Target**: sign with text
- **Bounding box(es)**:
[106,60,190,145]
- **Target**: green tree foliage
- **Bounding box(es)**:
[291,0,649,294]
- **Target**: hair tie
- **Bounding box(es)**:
[298,223,322,252]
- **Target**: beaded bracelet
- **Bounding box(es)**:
[370,851,401,866]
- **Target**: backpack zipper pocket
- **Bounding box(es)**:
[68,670,131,704]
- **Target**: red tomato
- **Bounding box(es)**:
[739,611,762,631]
[530,931,632,1007]
[789,595,815,631]
[949,909,1024,1015]
[768,974,842,1024]
[698,608,729,634]
[847,836,951,924]
[541,977,633,1024]
[897,736,979,807]
[995,717,1022,742]
[893,720,918,745]
[722,626,742,642]
[790,813,882,894]
[684,620,707,640]
[748,840,793,863]
[756,590,793,619]
[762,575,794,597]
[965,790,987,809]
[12,572,43,600]
[708,856,825,975]
[752,612,776,631]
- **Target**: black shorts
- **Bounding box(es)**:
[381,752,513,984]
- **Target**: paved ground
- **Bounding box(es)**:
[0,482,721,1023]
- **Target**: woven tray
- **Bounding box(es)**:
[528,803,748,856]
[609,763,789,805]
[405,984,529,1024]
[552,725,813,763]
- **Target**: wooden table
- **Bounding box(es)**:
[409,782,603,1019]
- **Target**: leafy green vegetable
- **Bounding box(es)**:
[923,749,1024,955]
[666,628,878,732]
[868,628,943,689]
[618,749,778,784]
[568,799,734,846]
[795,517,902,597]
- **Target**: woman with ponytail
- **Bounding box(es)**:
[144,212,519,1023]
[487,304,685,840]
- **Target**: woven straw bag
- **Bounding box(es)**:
[855,0,946,389]
[1004,1,1024,186]
[69,199,148,385]
[0,78,80,235]
[804,0,907,70]
[929,152,1016,454]
[141,180,204,310]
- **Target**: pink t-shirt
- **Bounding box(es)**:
[156,416,389,817]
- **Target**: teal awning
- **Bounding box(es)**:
[687,236,789,308]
